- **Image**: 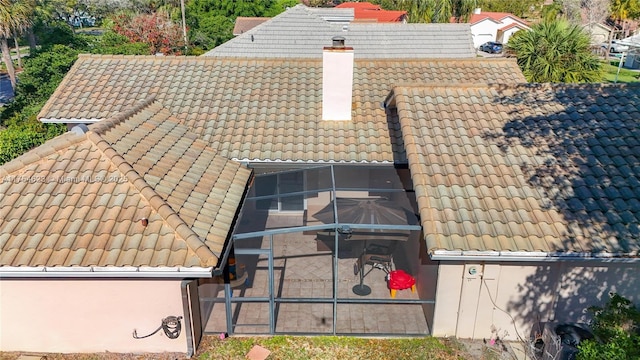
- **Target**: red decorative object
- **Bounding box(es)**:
[387,270,416,298]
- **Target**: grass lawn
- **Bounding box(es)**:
[0,335,475,360]
[195,335,468,360]
[603,60,640,83]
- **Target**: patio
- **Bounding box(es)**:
[198,165,432,336]
[199,220,429,335]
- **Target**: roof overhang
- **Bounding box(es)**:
[431,250,640,263]
[238,158,394,164]
[584,22,612,32]
[0,266,215,278]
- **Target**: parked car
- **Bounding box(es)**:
[601,40,630,53]
[479,41,503,54]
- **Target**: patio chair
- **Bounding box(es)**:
[354,242,396,277]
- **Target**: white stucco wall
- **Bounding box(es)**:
[498,17,519,27]
[471,20,499,48]
[501,27,522,44]
[472,17,527,47]
[430,261,640,341]
[583,24,611,44]
[0,279,188,354]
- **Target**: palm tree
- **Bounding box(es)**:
[398,0,474,23]
[507,20,603,83]
[0,0,33,93]
[446,0,475,23]
[28,0,56,53]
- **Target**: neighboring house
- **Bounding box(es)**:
[4,32,640,357]
[335,2,407,23]
[460,8,530,48]
[619,33,640,69]
[583,22,613,45]
[305,5,354,24]
[233,17,270,35]
[204,4,476,58]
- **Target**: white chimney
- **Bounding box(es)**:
[474,8,481,14]
[322,36,354,121]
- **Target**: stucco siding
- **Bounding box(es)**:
[584,24,610,44]
[471,21,498,48]
[0,279,188,353]
[501,27,521,44]
[431,262,464,337]
[431,261,640,340]
[499,18,518,27]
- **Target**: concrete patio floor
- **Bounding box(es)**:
[199,214,429,336]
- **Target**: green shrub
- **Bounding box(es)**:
[578,293,640,360]
[0,121,66,165]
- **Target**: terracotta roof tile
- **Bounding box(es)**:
[1,100,252,272]
[39,55,525,163]
[393,83,640,257]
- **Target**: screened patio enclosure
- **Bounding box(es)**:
[199,165,434,336]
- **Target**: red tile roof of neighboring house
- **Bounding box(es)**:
[335,2,406,22]
[468,11,529,26]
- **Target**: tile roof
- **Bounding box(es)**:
[38,55,526,163]
[306,6,354,22]
[1,99,252,273]
[391,83,640,257]
[204,4,475,58]
[469,12,529,26]
[335,2,407,22]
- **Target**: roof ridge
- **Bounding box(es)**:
[90,96,157,135]
[212,4,335,53]
[85,130,218,267]
[0,132,86,177]
[391,82,513,91]
[73,54,510,65]
[388,82,640,109]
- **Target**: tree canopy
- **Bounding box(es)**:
[507,20,603,83]
[377,0,476,23]
[578,293,640,360]
[0,0,34,92]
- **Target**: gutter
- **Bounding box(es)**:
[430,250,640,263]
[213,169,255,277]
[236,158,394,164]
[0,266,214,278]
[39,117,103,124]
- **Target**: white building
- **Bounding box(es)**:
[462,9,530,48]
